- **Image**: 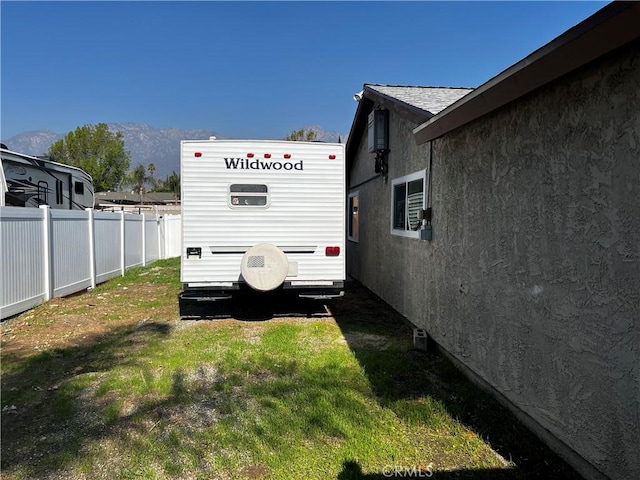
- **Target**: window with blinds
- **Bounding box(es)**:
[391,170,426,239]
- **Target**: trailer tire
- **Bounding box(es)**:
[241,243,289,292]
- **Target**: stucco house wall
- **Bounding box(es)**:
[347,39,639,480]
[348,111,431,312]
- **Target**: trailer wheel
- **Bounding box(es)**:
[241,243,289,292]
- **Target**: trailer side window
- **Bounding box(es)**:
[75,181,84,195]
[38,181,48,205]
[56,180,63,204]
[229,184,269,208]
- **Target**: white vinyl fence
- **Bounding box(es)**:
[0,206,182,320]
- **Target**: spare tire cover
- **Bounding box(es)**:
[241,243,288,291]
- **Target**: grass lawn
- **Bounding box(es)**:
[1,258,581,479]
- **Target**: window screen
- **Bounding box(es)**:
[407,179,424,230]
[229,184,269,208]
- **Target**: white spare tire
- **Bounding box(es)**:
[241,243,289,292]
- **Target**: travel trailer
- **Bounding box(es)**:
[180,139,345,311]
[0,146,94,210]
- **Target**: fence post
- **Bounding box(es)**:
[120,210,126,276]
[40,205,53,301]
[86,208,96,289]
[163,215,168,260]
[141,213,146,267]
[158,215,163,260]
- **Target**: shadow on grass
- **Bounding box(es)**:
[1,275,586,479]
[337,459,526,479]
[1,320,172,477]
[2,317,377,479]
[1,293,364,479]
[180,288,331,321]
[328,279,584,480]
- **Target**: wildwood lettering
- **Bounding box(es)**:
[224,158,304,171]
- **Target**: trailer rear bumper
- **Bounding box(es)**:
[179,290,234,302]
[297,290,344,300]
[179,280,344,301]
[178,281,344,318]
[284,281,345,299]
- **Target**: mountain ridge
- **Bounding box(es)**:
[2,123,346,179]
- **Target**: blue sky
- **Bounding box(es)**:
[1,1,609,141]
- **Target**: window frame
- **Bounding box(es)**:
[390,169,427,239]
[38,180,48,205]
[227,184,270,209]
[348,191,359,243]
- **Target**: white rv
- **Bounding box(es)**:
[180,139,345,309]
[1,147,94,210]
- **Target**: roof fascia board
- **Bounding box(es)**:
[413,1,640,145]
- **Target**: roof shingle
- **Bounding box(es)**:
[366,84,474,115]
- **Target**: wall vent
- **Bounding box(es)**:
[413,329,428,351]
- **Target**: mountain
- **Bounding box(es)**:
[2,130,64,157]
[2,123,220,179]
[1,123,348,179]
[103,123,222,178]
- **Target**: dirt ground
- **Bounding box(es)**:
[1,281,178,360]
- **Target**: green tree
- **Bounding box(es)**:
[152,171,180,200]
[48,123,131,191]
[147,163,156,189]
[284,128,318,142]
[125,163,151,195]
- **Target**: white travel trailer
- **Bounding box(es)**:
[180,139,345,310]
[0,146,94,209]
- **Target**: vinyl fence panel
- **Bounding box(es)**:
[93,211,123,285]
[124,214,143,270]
[144,215,160,264]
[0,206,182,320]
[51,209,92,298]
[0,207,46,318]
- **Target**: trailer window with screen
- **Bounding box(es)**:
[229,184,269,207]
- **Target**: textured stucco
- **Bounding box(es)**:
[347,40,639,480]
